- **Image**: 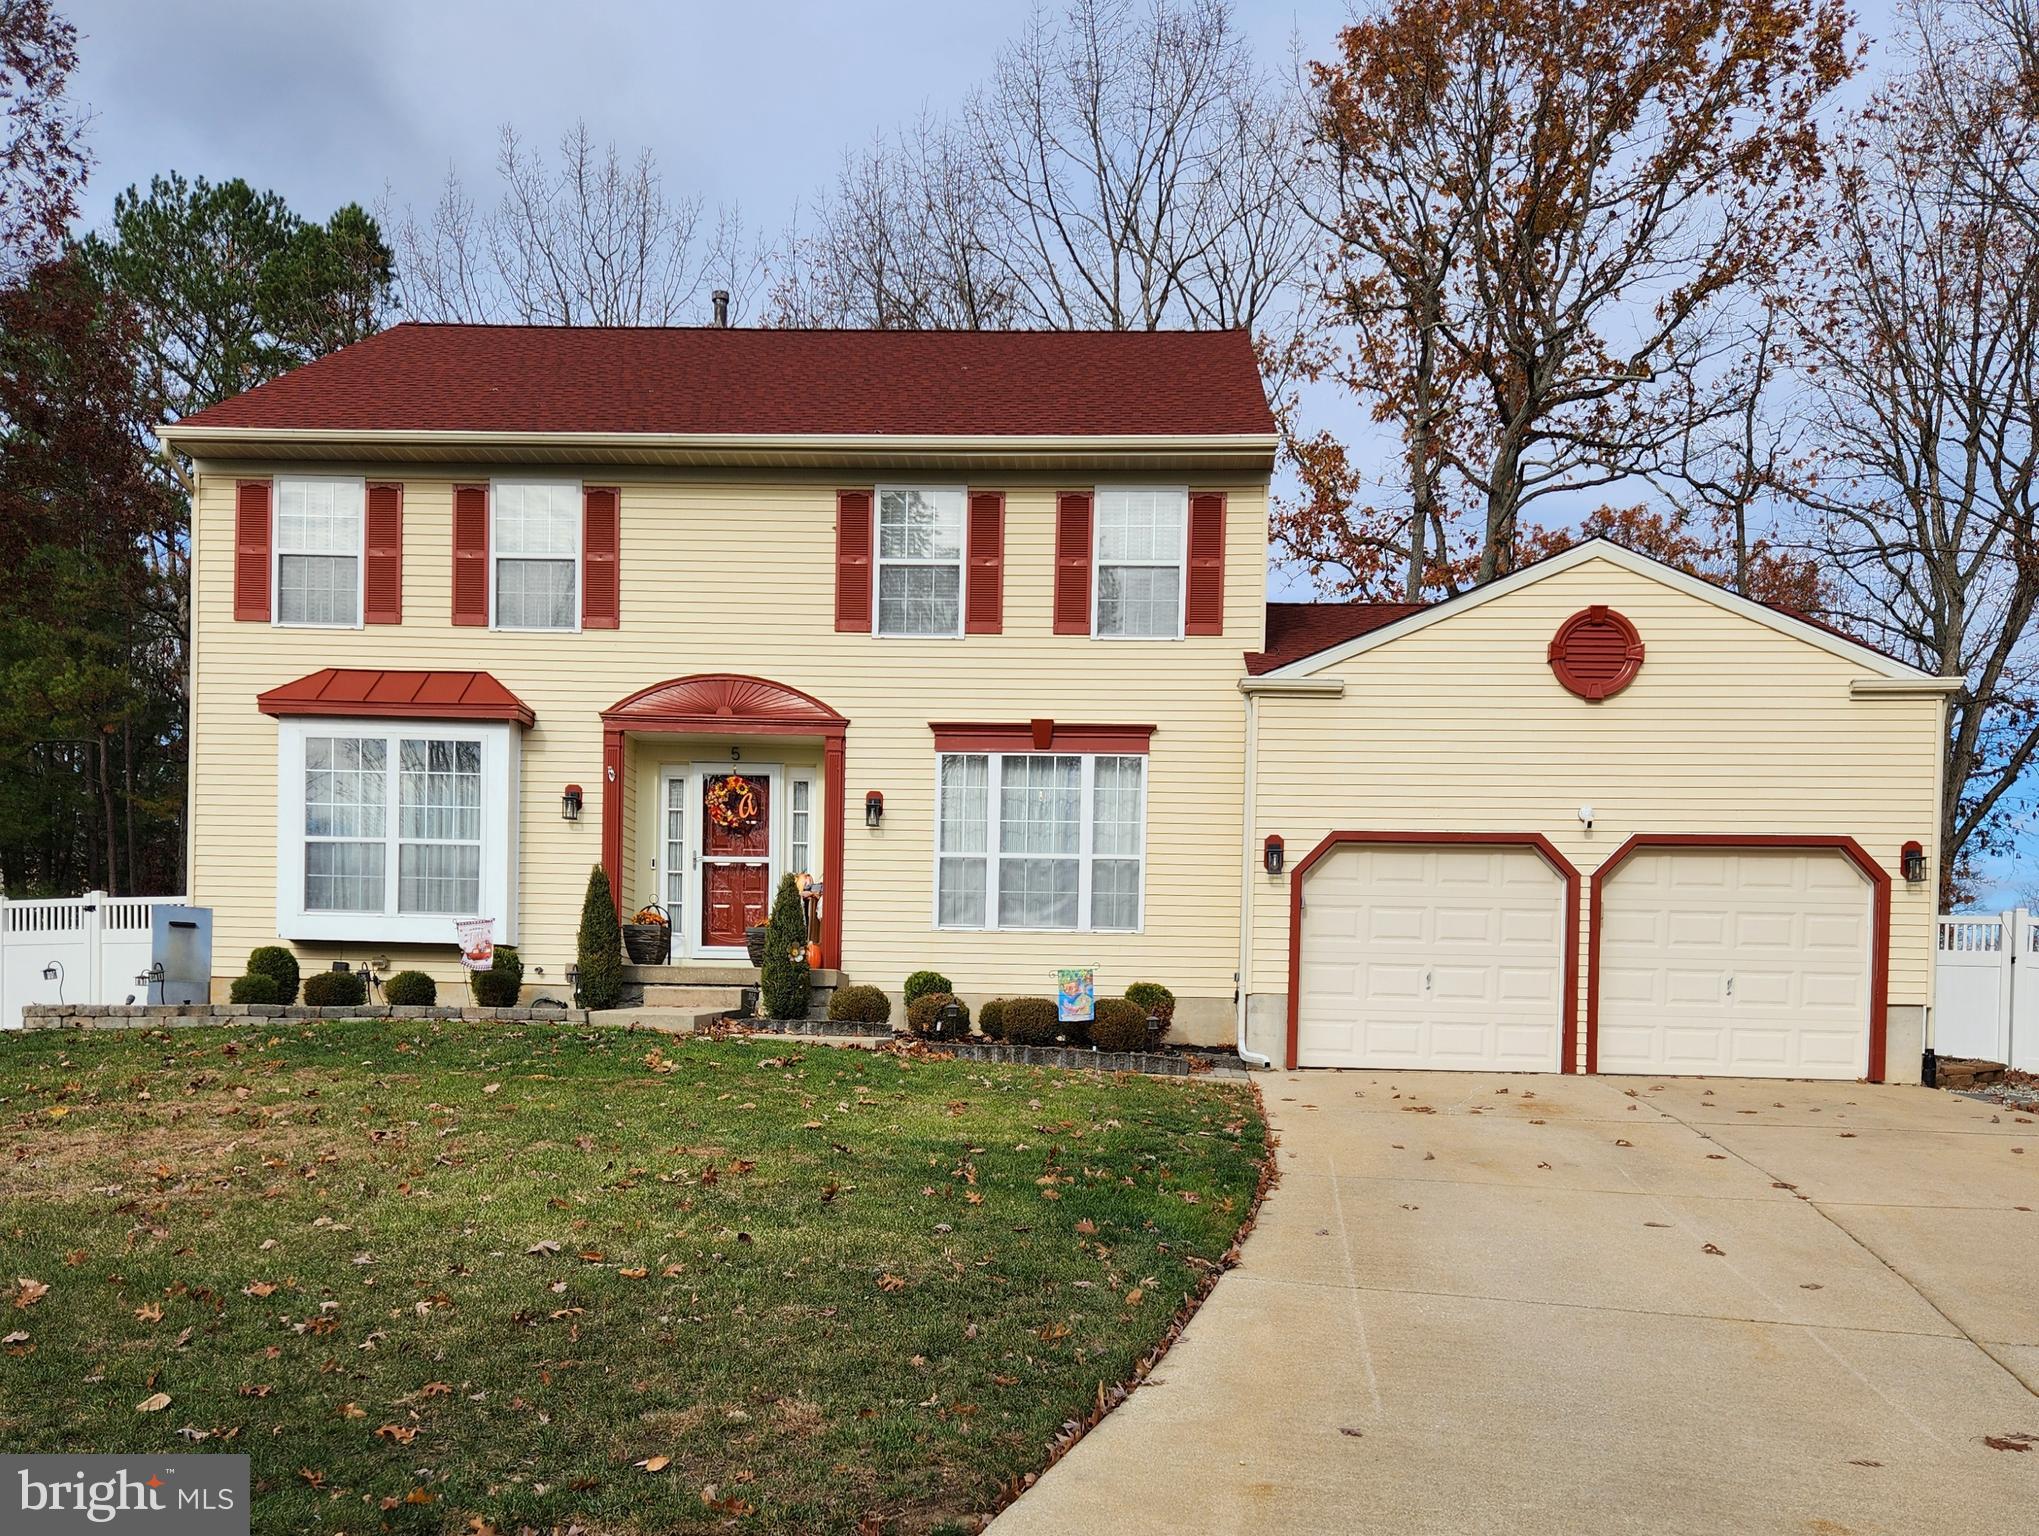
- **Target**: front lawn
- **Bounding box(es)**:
[0,1021,1265,1535]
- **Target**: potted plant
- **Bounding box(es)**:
[744,923,771,966]
[622,901,670,965]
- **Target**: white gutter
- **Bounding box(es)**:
[1849,676,1964,697]
[1231,675,1346,1069]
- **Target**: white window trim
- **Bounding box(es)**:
[1091,485,1189,641]
[489,477,583,634]
[271,473,366,631]
[275,717,520,945]
[931,750,1147,934]
[873,484,968,640]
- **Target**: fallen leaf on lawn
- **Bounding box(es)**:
[2,1330,28,1345]
[242,1282,276,1298]
[44,1105,68,1119]
[1075,1219,1097,1235]
[636,1455,671,1473]
[298,1469,325,1489]
[12,1278,49,1310]
[525,1240,561,1256]
[483,1083,501,1095]
[418,1381,452,1397]
[135,1392,171,1413]
[1037,1321,1071,1341]
[238,1384,272,1398]
[878,1273,907,1293]
[338,1402,367,1419]
[1123,1288,1144,1307]
[618,1267,648,1279]
[375,1424,418,1444]
[134,1302,162,1323]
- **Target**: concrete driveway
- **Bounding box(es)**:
[990,1071,2039,1536]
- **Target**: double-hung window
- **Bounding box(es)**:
[1094,488,1186,638]
[935,752,1146,931]
[493,480,580,630]
[275,476,364,626]
[279,720,516,943]
[875,487,965,636]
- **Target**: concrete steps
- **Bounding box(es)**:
[617,963,845,1016]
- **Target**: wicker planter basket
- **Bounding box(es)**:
[622,923,669,965]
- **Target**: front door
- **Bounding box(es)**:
[700,770,771,951]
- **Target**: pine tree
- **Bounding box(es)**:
[759,872,811,1020]
[576,864,626,1010]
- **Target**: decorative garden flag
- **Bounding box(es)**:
[456,917,496,971]
[1056,967,1095,1023]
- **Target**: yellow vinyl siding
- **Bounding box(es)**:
[1246,557,1941,1069]
[189,468,1266,1029]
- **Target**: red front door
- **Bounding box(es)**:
[701,773,770,949]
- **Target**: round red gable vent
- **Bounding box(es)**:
[1548,606,1644,700]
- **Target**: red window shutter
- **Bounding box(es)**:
[965,490,1005,634]
[363,482,403,624]
[1185,491,1227,635]
[835,489,873,632]
[1053,491,1093,635]
[451,483,489,626]
[583,486,620,629]
[233,480,271,622]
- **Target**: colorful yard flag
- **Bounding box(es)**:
[1056,967,1095,1024]
[456,917,496,972]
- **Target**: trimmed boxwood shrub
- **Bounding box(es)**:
[906,991,969,1040]
[576,865,627,1010]
[302,969,367,1008]
[760,873,811,1019]
[228,973,280,1005]
[902,970,952,1007]
[1001,996,1061,1047]
[827,983,891,1025]
[1089,996,1149,1052]
[245,945,300,1006]
[382,970,436,1006]
[1123,981,1176,1039]
[470,945,524,1007]
[976,997,1006,1040]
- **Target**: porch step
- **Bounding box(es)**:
[618,965,845,1012]
[637,983,749,1010]
[622,964,846,988]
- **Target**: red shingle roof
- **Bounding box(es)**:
[1246,601,1427,675]
[176,324,1276,438]
[257,669,535,727]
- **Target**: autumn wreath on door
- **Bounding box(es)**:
[704,772,763,834]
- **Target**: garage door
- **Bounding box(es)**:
[1596,849,1871,1078]
[1296,842,1566,1070]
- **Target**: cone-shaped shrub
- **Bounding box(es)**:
[577,865,627,1010]
[760,873,811,1019]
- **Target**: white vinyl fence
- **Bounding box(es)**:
[1936,909,2039,1070]
[1,892,190,1029]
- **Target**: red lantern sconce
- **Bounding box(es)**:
[1264,833,1285,876]
[1901,840,1926,884]
[561,784,584,821]
[865,790,885,829]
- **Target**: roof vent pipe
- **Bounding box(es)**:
[712,289,729,327]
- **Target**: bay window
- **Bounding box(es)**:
[935,752,1145,931]
[275,476,364,626]
[277,720,518,943]
[1094,488,1186,638]
[493,480,580,630]
[876,487,965,637]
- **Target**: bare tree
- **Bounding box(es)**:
[388,121,751,325]
[1288,0,1855,594]
[1789,30,2039,903]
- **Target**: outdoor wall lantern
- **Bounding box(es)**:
[561,784,584,821]
[1264,833,1285,876]
[1901,839,1927,884]
[866,791,885,829]
[567,964,581,1004]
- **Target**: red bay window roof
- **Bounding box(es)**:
[257,669,535,727]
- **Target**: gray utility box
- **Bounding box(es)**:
[146,905,212,1004]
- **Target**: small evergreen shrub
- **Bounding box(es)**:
[906,991,969,1040]
[382,970,436,1006]
[902,970,952,1007]
[470,946,524,1007]
[228,973,279,1005]
[245,945,300,1005]
[760,874,811,1019]
[302,969,367,1008]
[576,865,627,1010]
[1089,996,1150,1052]
[1123,981,1176,1039]
[1060,1008,1090,1047]
[1001,997,1061,1047]
[976,997,1006,1040]
[826,984,891,1025]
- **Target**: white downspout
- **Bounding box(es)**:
[1235,687,1271,1068]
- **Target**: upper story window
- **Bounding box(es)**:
[493,480,580,630]
[275,476,364,627]
[1094,488,1186,639]
[876,487,965,637]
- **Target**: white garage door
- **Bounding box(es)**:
[1596,849,1871,1079]
[1296,842,1566,1070]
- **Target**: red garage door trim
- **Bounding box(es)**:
[1285,831,1584,1072]
[1586,834,1891,1082]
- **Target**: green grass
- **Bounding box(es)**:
[0,1020,1266,1535]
